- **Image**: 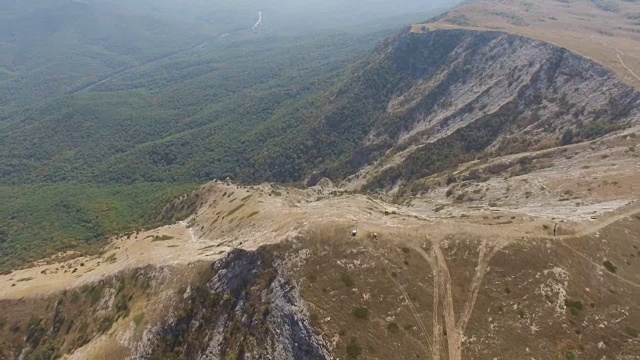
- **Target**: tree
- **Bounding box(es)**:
[560,128,575,146]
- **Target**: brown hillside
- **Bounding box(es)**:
[413,0,640,88]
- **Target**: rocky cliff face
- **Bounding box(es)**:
[146,248,330,360]
[334,29,640,189]
[384,30,638,145]
[0,248,328,360]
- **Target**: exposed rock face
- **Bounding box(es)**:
[383,30,639,146]
[307,177,336,195]
[149,249,330,360]
[315,178,335,190]
[0,265,187,360]
[338,29,640,188]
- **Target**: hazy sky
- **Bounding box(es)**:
[1,0,465,42]
[71,0,465,34]
[104,0,464,22]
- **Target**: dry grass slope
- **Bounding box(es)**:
[0,127,638,358]
[413,0,640,88]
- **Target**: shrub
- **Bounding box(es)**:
[446,188,454,197]
[603,260,617,273]
[85,285,103,305]
[564,299,584,316]
[387,322,400,333]
[463,168,482,181]
[346,337,362,359]
[310,313,319,325]
[226,203,246,217]
[352,307,369,320]
[106,253,117,263]
[561,128,575,145]
[340,273,355,287]
[262,306,271,320]
[133,312,145,326]
[78,321,89,337]
[115,293,130,318]
[485,162,511,175]
[152,235,174,242]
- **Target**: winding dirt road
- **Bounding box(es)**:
[252,11,263,30]
[71,11,265,95]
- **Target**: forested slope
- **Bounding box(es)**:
[0,33,382,185]
[4,0,637,275]
[0,29,386,272]
[0,0,210,108]
[3,26,639,273]
[0,0,409,272]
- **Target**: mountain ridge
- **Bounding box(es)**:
[1,1,640,358]
[413,0,640,88]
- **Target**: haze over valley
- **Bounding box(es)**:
[0,0,639,359]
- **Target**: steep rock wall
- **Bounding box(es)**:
[147,248,329,360]
[352,29,640,188]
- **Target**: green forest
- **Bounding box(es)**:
[0,183,195,273]
[0,0,453,272]
[0,32,385,272]
[0,0,634,273]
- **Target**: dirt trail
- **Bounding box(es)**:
[560,242,640,289]
[252,11,263,30]
[430,255,443,360]
[402,205,640,359]
[364,241,433,353]
[552,206,640,240]
[433,245,461,360]
[69,39,208,94]
[71,10,265,95]
[456,241,499,334]
[614,47,640,83]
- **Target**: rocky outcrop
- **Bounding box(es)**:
[383,30,639,145]
[148,248,330,359]
[356,29,640,189]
